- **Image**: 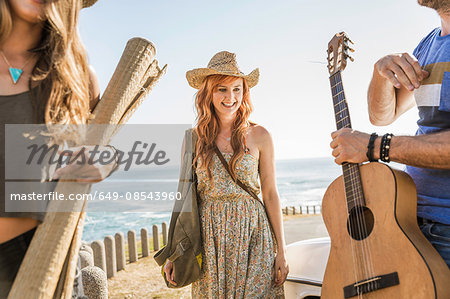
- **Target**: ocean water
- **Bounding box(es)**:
[82,157,342,242]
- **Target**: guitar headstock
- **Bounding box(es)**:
[327,32,354,75]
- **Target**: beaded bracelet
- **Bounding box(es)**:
[366,133,378,162]
[380,133,393,163]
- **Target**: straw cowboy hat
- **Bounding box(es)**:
[186,51,259,89]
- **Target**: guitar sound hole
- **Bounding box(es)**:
[347,206,374,241]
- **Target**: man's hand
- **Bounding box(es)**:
[375,53,429,91]
[330,128,375,164]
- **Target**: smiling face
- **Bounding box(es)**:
[211,77,244,119]
[8,0,46,23]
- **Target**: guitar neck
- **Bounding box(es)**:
[329,71,365,210]
[330,71,352,130]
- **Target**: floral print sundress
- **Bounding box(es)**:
[191,152,285,298]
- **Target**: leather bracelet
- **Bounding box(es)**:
[366,133,378,162]
[380,133,393,163]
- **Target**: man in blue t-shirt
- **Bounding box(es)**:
[330,0,450,267]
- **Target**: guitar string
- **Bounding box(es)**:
[345,156,376,288]
[343,143,372,296]
[336,73,378,296]
[342,137,370,296]
[347,132,373,296]
[345,159,377,293]
[331,74,361,296]
[334,74,368,287]
[331,73,361,298]
[342,136,367,297]
[334,72,375,296]
[346,164,366,298]
[346,164,376,293]
[338,72,378,295]
[336,77,375,288]
[354,166,376,293]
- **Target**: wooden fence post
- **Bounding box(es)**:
[104,236,117,278]
[141,228,149,257]
[153,225,160,251]
[115,232,126,271]
[162,222,168,246]
[91,240,106,272]
[128,230,138,263]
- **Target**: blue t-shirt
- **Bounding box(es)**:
[405,28,450,224]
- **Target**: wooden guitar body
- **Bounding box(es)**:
[321,162,450,298]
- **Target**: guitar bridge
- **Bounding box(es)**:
[343,272,399,298]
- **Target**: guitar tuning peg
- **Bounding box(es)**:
[344,54,354,62]
[344,44,355,53]
[344,36,354,45]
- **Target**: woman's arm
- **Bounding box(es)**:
[88,65,100,111]
[255,125,289,286]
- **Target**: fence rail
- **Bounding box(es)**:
[86,205,321,280]
[282,205,322,216]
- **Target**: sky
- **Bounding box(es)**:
[78,0,440,160]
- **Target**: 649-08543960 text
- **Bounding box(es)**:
[9,191,182,201]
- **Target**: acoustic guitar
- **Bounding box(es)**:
[321,32,450,299]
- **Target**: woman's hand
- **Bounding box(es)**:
[52,145,117,183]
[273,251,289,287]
[163,260,177,286]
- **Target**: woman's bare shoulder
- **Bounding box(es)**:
[247,124,272,150]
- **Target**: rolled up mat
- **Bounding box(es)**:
[8,37,166,299]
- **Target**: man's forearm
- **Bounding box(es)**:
[368,68,397,125]
[368,54,422,126]
[374,130,450,169]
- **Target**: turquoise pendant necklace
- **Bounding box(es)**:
[0,50,34,84]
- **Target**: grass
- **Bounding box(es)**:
[108,254,191,299]
[124,235,165,262]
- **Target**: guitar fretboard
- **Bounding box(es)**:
[329,71,365,211]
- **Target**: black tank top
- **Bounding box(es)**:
[0,90,46,222]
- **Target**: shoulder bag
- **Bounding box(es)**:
[153,129,202,288]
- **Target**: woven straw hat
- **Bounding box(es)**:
[82,0,97,8]
[186,51,259,89]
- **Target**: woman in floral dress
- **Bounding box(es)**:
[165,51,289,298]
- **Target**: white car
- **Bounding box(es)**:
[284,237,331,299]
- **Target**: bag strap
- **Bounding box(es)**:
[212,144,276,242]
[155,129,197,265]
[213,145,262,206]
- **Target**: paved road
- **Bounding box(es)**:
[283,215,329,245]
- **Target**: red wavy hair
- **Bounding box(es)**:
[194,74,254,180]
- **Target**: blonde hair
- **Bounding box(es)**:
[0,0,13,45]
[0,0,91,126]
